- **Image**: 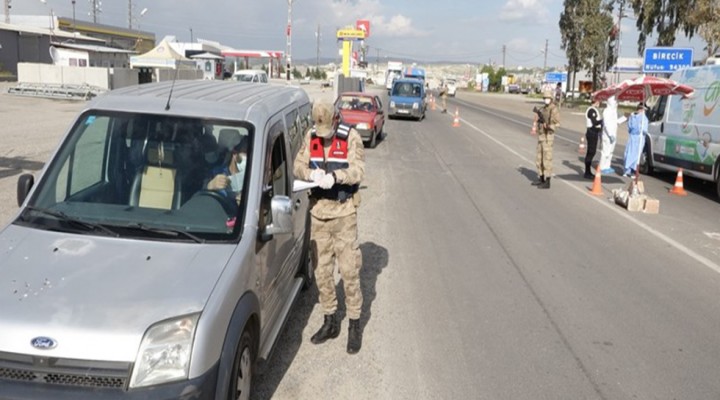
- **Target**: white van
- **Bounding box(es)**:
[645,64,720,197]
[232,69,268,83]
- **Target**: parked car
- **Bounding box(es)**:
[508,84,521,94]
[3,80,314,399]
[444,78,458,97]
[334,92,385,148]
[388,78,427,121]
[232,69,268,83]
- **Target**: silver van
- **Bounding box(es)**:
[1,80,314,399]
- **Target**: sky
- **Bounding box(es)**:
[4,0,707,68]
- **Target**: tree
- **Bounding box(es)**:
[560,0,614,92]
[629,0,697,53]
[687,0,720,59]
[292,66,302,79]
[493,67,507,92]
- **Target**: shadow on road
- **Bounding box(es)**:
[251,241,388,400]
[0,157,45,179]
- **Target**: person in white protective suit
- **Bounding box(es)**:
[599,96,628,174]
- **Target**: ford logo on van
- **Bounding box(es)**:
[31,337,57,350]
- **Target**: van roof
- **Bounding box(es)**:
[232,69,266,75]
[86,80,310,125]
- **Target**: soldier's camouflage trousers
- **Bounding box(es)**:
[311,213,363,320]
[536,132,554,177]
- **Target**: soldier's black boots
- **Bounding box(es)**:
[531,176,545,186]
[311,313,340,344]
[538,177,551,189]
[584,164,594,180]
[347,319,362,354]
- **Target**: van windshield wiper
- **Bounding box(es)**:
[24,206,119,237]
[125,223,205,243]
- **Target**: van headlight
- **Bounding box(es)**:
[129,314,199,388]
[390,101,396,108]
[356,123,370,130]
[413,102,419,109]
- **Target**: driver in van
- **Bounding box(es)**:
[206,134,248,204]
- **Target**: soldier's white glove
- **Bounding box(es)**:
[318,173,335,189]
[309,169,325,183]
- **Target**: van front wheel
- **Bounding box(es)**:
[229,330,254,400]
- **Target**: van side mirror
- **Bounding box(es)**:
[260,195,293,242]
[17,173,34,207]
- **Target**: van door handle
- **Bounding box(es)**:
[661,122,664,134]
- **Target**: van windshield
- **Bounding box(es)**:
[234,74,254,82]
[392,82,423,98]
[16,111,254,242]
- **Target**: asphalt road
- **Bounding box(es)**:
[257,89,720,399]
[2,84,720,399]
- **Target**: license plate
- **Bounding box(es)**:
[398,109,409,114]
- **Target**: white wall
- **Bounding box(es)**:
[17,63,139,89]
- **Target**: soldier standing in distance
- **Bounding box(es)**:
[532,90,561,189]
[294,102,366,354]
[439,82,448,113]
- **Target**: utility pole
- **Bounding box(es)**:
[543,39,548,72]
[286,0,295,81]
[502,44,506,68]
[376,48,380,73]
[71,0,76,29]
[128,0,132,29]
[190,27,193,42]
[315,24,320,69]
[3,0,10,23]
[90,0,99,23]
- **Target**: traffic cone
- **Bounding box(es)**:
[452,108,460,127]
[669,168,688,196]
[578,136,586,154]
[589,165,603,196]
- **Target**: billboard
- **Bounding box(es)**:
[337,28,366,40]
[356,20,370,38]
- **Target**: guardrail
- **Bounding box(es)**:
[7,82,105,101]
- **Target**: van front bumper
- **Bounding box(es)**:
[0,363,219,400]
[389,106,423,118]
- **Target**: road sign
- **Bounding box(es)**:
[643,47,693,73]
[545,72,567,83]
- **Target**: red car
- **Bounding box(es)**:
[334,92,385,148]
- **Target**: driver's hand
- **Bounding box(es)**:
[208,174,229,190]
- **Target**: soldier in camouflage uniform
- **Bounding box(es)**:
[532,89,561,189]
[294,102,365,354]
